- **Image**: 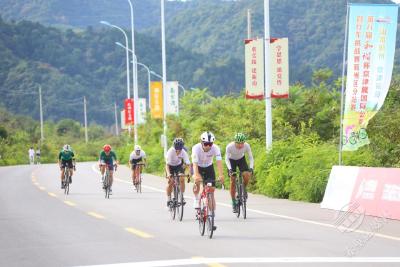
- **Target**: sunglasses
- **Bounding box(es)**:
[202,142,213,147]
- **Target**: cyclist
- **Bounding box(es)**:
[58,144,76,189]
[129,145,146,186]
[165,138,190,206]
[35,148,41,164]
[28,147,35,164]
[225,133,254,213]
[192,131,225,215]
[99,144,118,194]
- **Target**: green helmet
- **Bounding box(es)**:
[234,133,246,143]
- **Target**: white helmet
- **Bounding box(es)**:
[63,144,71,151]
[134,145,141,151]
[200,131,215,143]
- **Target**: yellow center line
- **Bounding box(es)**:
[192,257,227,267]
[64,200,76,207]
[48,192,57,197]
[88,212,105,219]
[125,227,154,239]
[39,186,46,191]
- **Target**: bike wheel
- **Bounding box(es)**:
[169,186,177,220]
[236,184,241,218]
[178,191,184,221]
[198,206,205,236]
[104,173,109,199]
[242,182,247,219]
[64,172,69,195]
[207,210,215,239]
[139,174,142,194]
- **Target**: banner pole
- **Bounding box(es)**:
[339,2,350,166]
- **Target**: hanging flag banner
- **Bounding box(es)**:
[124,98,134,125]
[245,38,265,99]
[342,4,398,151]
[166,81,179,115]
[270,38,289,98]
[137,98,147,124]
[150,81,163,119]
[121,110,128,130]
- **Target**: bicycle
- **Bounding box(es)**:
[103,164,116,199]
[168,173,187,221]
[343,128,368,145]
[231,171,247,219]
[196,179,222,239]
[132,163,145,193]
[62,166,71,195]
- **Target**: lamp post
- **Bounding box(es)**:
[126,0,139,145]
[100,20,133,137]
[115,42,152,111]
[161,0,168,157]
[264,0,272,151]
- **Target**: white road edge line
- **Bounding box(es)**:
[90,164,400,242]
[77,257,400,267]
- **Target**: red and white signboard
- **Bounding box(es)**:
[321,166,400,220]
[124,98,134,125]
[245,38,265,100]
[270,38,289,98]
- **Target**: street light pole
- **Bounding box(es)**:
[38,84,44,142]
[84,96,88,143]
[100,21,132,137]
[115,42,152,114]
[126,0,139,145]
[161,0,168,157]
[264,0,273,151]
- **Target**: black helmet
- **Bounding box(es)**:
[173,138,184,150]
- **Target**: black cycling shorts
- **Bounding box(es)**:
[168,164,184,176]
[198,165,216,187]
[130,157,143,169]
[61,159,73,169]
[228,156,249,174]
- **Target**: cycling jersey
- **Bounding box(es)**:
[166,147,190,166]
[225,142,254,170]
[129,150,146,162]
[59,150,75,161]
[100,151,117,164]
[191,143,222,168]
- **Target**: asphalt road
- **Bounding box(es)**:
[1,163,400,267]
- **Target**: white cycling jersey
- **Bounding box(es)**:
[129,150,146,161]
[225,142,254,169]
[166,147,190,166]
[191,143,222,168]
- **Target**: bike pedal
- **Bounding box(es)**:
[212,226,217,231]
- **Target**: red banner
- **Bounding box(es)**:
[124,98,134,125]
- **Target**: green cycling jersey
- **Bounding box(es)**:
[99,151,117,163]
[59,150,75,161]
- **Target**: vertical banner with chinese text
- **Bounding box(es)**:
[124,98,134,125]
[166,81,179,115]
[245,38,265,99]
[137,98,147,124]
[150,81,163,119]
[270,38,289,98]
[343,4,398,151]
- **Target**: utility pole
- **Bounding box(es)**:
[84,96,88,143]
[247,9,252,39]
[39,85,44,142]
[114,102,119,136]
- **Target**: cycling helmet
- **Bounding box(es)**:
[234,133,246,143]
[173,138,184,150]
[134,145,141,152]
[103,144,111,152]
[200,131,215,143]
[63,144,71,151]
